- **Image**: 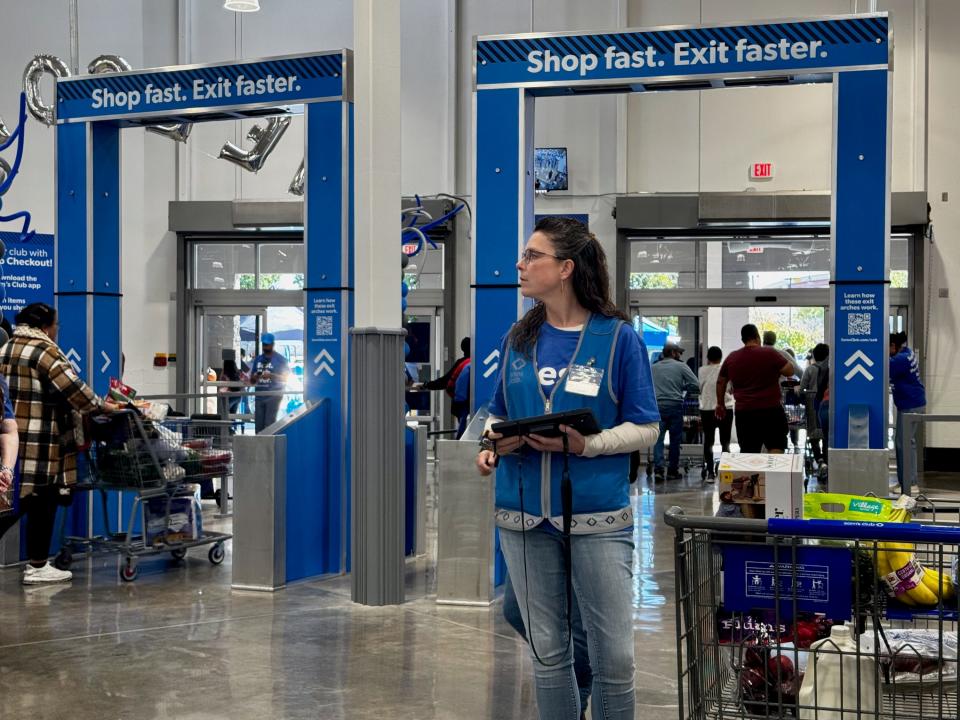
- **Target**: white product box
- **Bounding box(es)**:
[718,452,805,519]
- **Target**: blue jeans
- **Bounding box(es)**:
[653,403,684,472]
[896,405,925,487]
[499,527,635,720]
[503,569,592,712]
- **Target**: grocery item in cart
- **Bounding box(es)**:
[858,628,958,686]
[144,496,198,546]
[718,452,804,519]
[798,624,880,720]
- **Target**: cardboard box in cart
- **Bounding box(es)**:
[718,453,805,519]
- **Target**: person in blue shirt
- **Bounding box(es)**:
[250,333,290,432]
[889,331,926,488]
[475,216,660,720]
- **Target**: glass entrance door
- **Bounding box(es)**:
[197,308,265,416]
[631,308,706,371]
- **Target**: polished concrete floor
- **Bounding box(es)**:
[0,471,718,720]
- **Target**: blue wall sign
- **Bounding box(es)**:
[723,543,852,620]
[0,231,54,320]
[477,16,888,89]
[56,51,347,123]
[833,283,886,447]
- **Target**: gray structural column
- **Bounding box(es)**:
[350,328,406,605]
[351,0,403,604]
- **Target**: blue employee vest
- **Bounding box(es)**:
[494,314,632,534]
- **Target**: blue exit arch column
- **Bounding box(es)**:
[54,51,354,578]
[473,14,892,481]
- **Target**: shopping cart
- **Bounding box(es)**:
[54,408,233,582]
[666,504,960,720]
[782,380,806,450]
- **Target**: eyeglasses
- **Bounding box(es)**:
[519,248,561,265]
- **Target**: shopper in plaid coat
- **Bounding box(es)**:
[0,303,101,585]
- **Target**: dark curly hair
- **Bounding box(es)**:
[510,216,626,356]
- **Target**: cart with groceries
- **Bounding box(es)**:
[55,379,233,582]
[668,492,960,720]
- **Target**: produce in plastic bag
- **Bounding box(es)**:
[859,629,958,685]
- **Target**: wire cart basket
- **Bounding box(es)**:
[55,408,233,582]
[667,502,960,719]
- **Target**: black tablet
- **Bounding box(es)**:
[491,408,601,439]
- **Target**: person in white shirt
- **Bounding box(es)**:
[698,346,734,482]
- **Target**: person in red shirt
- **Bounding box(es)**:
[715,324,795,453]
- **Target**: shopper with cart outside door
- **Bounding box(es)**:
[250,333,290,432]
[889,331,926,490]
[0,302,101,585]
[475,216,660,720]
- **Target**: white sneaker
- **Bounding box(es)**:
[22,562,72,585]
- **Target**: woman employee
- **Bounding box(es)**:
[475,217,660,720]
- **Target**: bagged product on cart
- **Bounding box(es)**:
[859,628,958,685]
[144,496,198,546]
[804,492,898,522]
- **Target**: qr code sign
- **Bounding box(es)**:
[847,313,871,336]
[316,314,334,337]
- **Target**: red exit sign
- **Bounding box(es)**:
[750,162,774,179]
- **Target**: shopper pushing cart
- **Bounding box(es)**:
[698,346,734,483]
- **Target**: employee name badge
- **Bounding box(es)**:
[565,363,604,397]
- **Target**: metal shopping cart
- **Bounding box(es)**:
[55,408,233,582]
[666,504,960,720]
[782,380,806,450]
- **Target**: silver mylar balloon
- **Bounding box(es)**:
[86,54,132,74]
[219,116,291,173]
[0,117,9,145]
[22,54,71,126]
[146,122,193,143]
[0,157,10,188]
[288,158,304,196]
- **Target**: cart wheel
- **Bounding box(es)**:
[120,559,139,582]
[208,543,225,565]
[54,548,73,571]
[170,548,188,561]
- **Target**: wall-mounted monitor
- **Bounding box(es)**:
[534,147,568,192]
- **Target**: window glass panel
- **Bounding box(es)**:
[628,241,696,289]
[194,243,256,289]
[702,238,831,289]
[890,235,909,288]
[258,243,305,289]
[404,243,444,290]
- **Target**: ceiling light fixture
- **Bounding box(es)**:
[224,0,260,12]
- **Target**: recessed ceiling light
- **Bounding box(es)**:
[224,0,260,12]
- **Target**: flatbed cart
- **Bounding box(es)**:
[666,505,960,720]
[54,408,232,582]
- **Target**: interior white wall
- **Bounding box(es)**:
[626,0,925,194]
[924,0,959,447]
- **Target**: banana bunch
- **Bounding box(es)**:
[875,507,956,606]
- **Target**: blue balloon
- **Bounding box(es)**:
[401,282,409,297]
[402,297,408,311]
[404,341,410,357]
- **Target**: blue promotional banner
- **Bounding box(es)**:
[833,283,886,447]
[56,51,346,123]
[477,15,888,89]
[0,231,54,320]
[723,543,853,620]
